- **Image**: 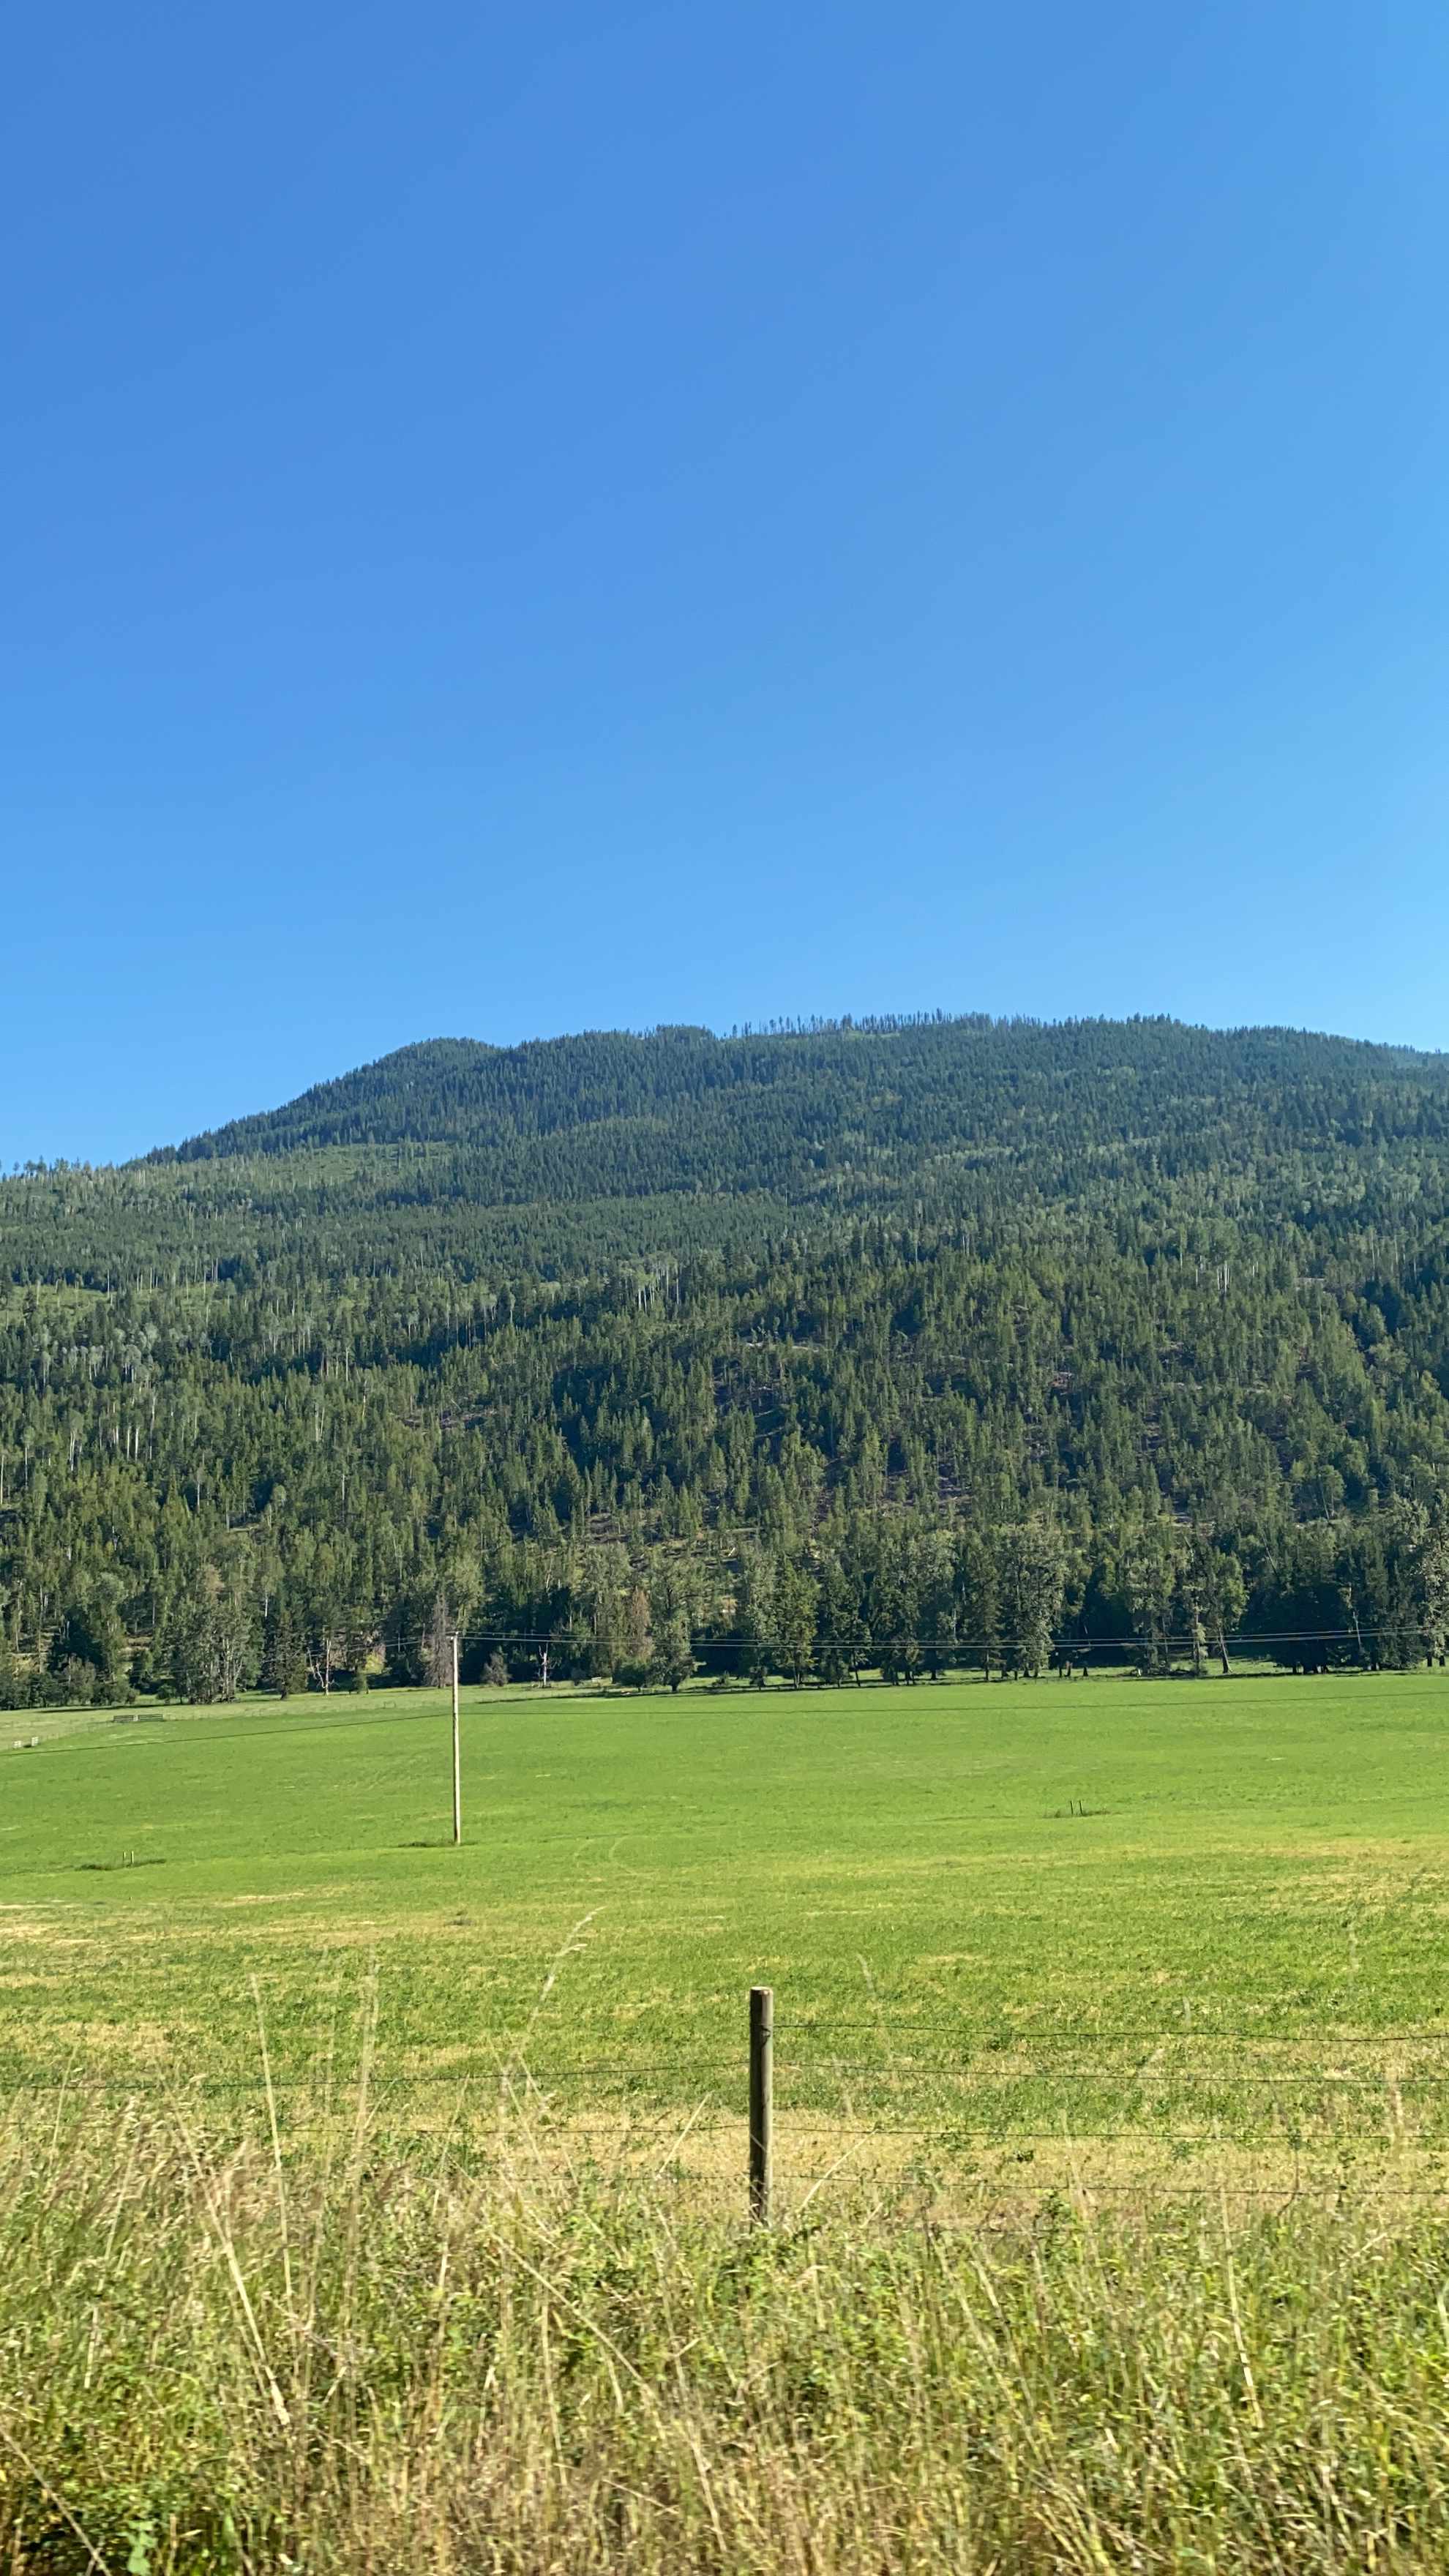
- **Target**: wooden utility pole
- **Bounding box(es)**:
[452,1632,462,1846]
[749,1985,774,2224]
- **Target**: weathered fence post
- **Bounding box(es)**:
[749,1984,774,2224]
[451,1632,462,1846]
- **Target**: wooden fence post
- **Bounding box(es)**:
[451,1632,462,1846]
[749,1984,774,2224]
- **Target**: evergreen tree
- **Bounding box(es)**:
[736,1551,776,1687]
[996,1520,1066,1678]
[774,1558,819,1687]
[47,1584,129,1703]
[261,1602,307,1698]
[1121,1517,1185,1679]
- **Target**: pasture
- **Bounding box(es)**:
[5,1666,1449,2201]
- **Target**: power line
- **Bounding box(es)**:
[352,1620,1449,1651]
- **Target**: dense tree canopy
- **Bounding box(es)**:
[5,1013,1449,1705]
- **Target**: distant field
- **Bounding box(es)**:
[4,1669,1449,2205]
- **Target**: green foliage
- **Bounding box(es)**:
[46,1581,130,1701]
[7,1014,1449,1701]
[995,1520,1065,1677]
[7,2129,1449,2576]
[159,1564,258,1704]
[260,1601,307,1697]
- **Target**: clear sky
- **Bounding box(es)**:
[3,2,1447,1164]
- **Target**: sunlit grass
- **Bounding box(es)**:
[4,1669,1449,2197]
[5,2099,1449,2573]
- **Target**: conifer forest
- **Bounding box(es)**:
[6,1011,1449,1707]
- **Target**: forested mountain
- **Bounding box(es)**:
[151,1016,1449,1180]
[4,1012,1449,1707]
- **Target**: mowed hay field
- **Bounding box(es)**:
[11,1677,1449,2573]
[6,1668,1449,2203]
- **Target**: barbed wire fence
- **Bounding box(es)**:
[8,1982,1449,2220]
[410,1620,1449,1658]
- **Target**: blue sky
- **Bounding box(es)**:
[3,1,1446,1162]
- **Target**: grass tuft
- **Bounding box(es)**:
[3,2099,1449,2572]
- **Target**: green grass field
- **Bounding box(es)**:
[12,1671,1449,2572]
[6,1668,1449,2200]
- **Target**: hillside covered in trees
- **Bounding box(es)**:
[4,1012,1449,1706]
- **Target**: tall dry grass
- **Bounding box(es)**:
[2,2089,1449,2573]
